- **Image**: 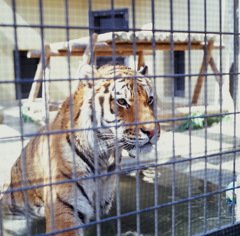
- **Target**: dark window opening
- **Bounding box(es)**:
[89,9,129,68]
[174,51,185,97]
[14,50,41,99]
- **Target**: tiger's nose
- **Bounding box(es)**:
[141,128,155,139]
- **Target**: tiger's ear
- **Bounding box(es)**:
[77,64,102,87]
[138,65,148,75]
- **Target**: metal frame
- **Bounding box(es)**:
[0,0,240,236]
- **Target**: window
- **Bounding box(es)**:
[174,51,185,97]
[89,9,129,67]
[13,51,41,99]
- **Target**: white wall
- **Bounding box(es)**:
[0,0,230,107]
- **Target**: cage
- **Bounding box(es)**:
[0,0,240,235]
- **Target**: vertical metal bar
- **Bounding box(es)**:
[0,204,2,236]
[203,0,208,233]
[232,0,239,224]
[187,0,192,235]
[233,0,239,112]
[169,1,176,235]
[131,0,141,234]
[150,0,159,235]
[0,196,2,235]
[88,2,101,235]
[109,1,122,235]
[11,0,31,235]
[217,0,223,229]
[64,0,80,232]
[38,0,55,233]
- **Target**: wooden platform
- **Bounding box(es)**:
[25,31,223,121]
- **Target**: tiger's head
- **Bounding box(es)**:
[78,64,160,159]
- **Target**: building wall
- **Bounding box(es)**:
[0,0,230,107]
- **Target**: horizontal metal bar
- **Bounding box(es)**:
[2,147,240,195]
[1,71,239,85]
[0,23,239,36]
[0,111,239,142]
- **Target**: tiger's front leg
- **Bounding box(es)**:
[44,184,94,236]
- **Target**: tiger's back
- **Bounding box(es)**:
[0,64,160,235]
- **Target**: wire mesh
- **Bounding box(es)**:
[0,0,240,236]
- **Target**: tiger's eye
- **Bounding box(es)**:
[117,98,128,107]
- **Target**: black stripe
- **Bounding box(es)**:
[66,135,95,173]
[100,200,110,210]
[120,84,126,90]
[109,95,114,114]
[88,99,93,122]
[59,170,92,207]
[104,84,110,93]
[74,109,81,122]
[57,194,85,223]
[10,182,16,207]
[99,96,104,118]
[107,163,116,172]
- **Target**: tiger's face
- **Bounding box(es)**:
[79,64,160,158]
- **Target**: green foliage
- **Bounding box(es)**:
[22,112,35,123]
[176,111,225,132]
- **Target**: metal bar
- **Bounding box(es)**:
[88,2,102,236]
[169,1,176,235]
[109,1,122,235]
[187,0,193,235]
[232,0,239,225]
[217,0,223,230]
[63,0,81,233]
[150,0,159,235]
[131,0,141,234]
[3,71,235,84]
[1,147,240,197]
[11,0,31,235]
[1,1,240,235]
[38,0,56,234]
[203,0,208,232]
[0,22,238,35]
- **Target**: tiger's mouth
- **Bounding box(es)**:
[124,142,154,158]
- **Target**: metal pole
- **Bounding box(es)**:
[233,0,239,111]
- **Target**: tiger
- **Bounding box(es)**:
[0,64,160,235]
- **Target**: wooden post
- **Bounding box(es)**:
[191,41,213,104]
[137,51,145,70]
[209,56,220,84]
[41,55,50,121]
[28,45,50,103]
[76,33,98,78]
[81,33,98,65]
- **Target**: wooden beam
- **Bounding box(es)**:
[192,42,214,104]
[27,42,221,59]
